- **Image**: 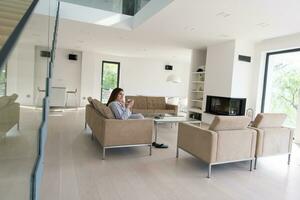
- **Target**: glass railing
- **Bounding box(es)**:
[61,0,151,16]
[0,0,59,199]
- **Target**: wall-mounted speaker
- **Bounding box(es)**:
[165,65,173,70]
[238,55,251,62]
[68,54,77,60]
[40,51,51,58]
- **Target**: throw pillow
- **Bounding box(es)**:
[91,99,115,119]
[87,97,93,105]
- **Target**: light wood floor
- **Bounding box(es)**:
[41,109,300,200]
[0,107,41,200]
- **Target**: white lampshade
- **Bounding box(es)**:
[166,74,181,83]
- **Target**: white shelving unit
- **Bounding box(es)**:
[188,66,205,120]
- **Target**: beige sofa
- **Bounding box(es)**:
[177,116,257,178]
[0,94,20,137]
[125,96,178,115]
[85,98,154,159]
[251,113,293,169]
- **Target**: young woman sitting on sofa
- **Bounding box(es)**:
[106,88,144,120]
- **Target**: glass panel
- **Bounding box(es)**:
[0,64,7,96]
[61,0,151,16]
[101,62,120,103]
[0,0,57,199]
[264,50,300,128]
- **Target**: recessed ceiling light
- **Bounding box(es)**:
[256,22,270,28]
[216,12,231,18]
[219,34,230,38]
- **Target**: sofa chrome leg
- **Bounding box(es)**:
[176,147,179,158]
[102,148,106,160]
[254,157,257,170]
[17,122,20,131]
[85,122,87,129]
[250,159,253,171]
[91,132,94,140]
[288,154,291,165]
[207,164,212,178]
[149,144,152,156]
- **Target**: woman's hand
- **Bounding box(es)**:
[126,99,134,109]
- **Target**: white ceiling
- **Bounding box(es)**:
[23,0,300,61]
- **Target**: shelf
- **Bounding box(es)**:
[191,90,204,93]
[192,81,204,83]
[189,108,203,113]
[191,99,203,102]
[192,72,205,74]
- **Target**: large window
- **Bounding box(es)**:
[101,61,120,103]
[262,48,300,127]
[0,64,7,97]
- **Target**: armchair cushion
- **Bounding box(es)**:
[0,94,18,109]
[252,113,287,128]
[209,116,251,131]
[91,99,115,119]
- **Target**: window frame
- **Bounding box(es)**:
[261,48,300,112]
[100,60,120,103]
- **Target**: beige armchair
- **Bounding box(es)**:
[85,99,154,159]
[251,113,293,169]
[177,116,257,178]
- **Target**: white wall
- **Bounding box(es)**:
[7,44,35,105]
[34,47,82,107]
[204,40,235,97]
[231,40,256,109]
[80,51,191,106]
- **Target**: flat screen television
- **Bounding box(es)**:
[205,95,246,116]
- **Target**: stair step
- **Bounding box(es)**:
[0,18,18,27]
[0,35,9,47]
[0,0,31,11]
[0,4,27,15]
[1,0,32,6]
[0,10,23,21]
[0,26,14,36]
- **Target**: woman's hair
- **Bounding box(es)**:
[106,88,124,106]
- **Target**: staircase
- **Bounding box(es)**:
[0,0,32,51]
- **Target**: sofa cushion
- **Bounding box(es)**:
[209,116,251,131]
[147,97,166,109]
[126,96,148,109]
[132,108,154,114]
[252,113,287,128]
[91,99,115,119]
[154,109,176,114]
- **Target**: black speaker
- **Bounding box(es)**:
[40,51,51,58]
[165,65,173,70]
[68,54,77,60]
[238,55,251,62]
